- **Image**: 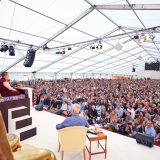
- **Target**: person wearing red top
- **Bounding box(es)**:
[0,72,20,97]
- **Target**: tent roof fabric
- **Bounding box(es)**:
[0,0,160,75]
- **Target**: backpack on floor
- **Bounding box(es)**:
[35,102,43,111]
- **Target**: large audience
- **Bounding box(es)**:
[15,78,160,143]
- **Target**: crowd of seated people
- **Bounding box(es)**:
[16,78,160,143]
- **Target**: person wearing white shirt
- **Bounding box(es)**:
[127,106,135,119]
[115,104,123,118]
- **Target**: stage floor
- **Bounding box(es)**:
[22,108,160,160]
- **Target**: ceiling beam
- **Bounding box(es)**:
[72,44,140,74]
[95,4,160,10]
[83,49,144,74]
[125,0,160,56]
[2,4,94,72]
[49,25,160,50]
[55,28,119,73]
[98,55,150,73]
[34,28,119,72]
[36,6,95,50]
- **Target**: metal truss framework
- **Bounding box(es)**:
[1,0,160,75]
[82,0,159,74]
[95,4,160,10]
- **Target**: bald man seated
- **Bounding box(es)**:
[56,104,89,130]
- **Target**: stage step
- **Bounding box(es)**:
[8,106,37,141]
[11,106,30,119]
[15,125,37,141]
[15,115,32,130]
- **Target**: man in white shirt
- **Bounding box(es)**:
[115,104,123,118]
[127,106,135,119]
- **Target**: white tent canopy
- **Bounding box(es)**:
[0,0,160,77]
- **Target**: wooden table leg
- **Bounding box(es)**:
[89,141,92,160]
[97,140,99,148]
[58,142,60,152]
[105,139,107,159]
[61,150,64,160]
[83,148,86,160]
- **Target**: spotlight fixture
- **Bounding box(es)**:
[55,51,61,54]
[8,46,15,56]
[62,49,65,54]
[55,49,66,55]
[0,44,8,52]
[68,47,72,50]
[139,34,146,43]
[132,67,135,72]
[90,46,95,49]
[149,35,155,40]
[133,35,139,39]
[96,41,103,49]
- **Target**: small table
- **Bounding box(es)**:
[86,132,107,160]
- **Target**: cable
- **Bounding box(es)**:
[8,0,17,39]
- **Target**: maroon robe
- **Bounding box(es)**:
[0,78,20,97]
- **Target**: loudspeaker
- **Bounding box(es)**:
[23,49,36,67]
[145,62,160,71]
[136,133,154,147]
[132,67,135,72]
[8,46,15,56]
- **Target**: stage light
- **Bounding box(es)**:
[96,41,103,49]
[132,67,135,72]
[0,44,8,52]
[134,35,139,39]
[139,35,146,43]
[90,46,95,49]
[55,49,66,54]
[149,35,155,40]
[55,51,61,54]
[8,46,15,56]
[68,47,72,50]
[62,49,65,54]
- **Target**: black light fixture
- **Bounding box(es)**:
[68,47,72,50]
[96,41,103,49]
[149,35,155,40]
[133,35,139,39]
[62,49,65,54]
[55,49,66,55]
[8,46,15,56]
[132,67,135,72]
[90,46,95,49]
[55,51,61,54]
[0,44,8,52]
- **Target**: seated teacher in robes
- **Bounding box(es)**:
[0,72,20,97]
